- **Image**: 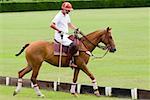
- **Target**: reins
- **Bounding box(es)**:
[79,31,106,50]
[91,49,109,60]
[76,31,109,59]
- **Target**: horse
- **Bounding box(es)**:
[13,27,116,97]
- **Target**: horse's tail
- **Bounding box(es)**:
[15,44,30,56]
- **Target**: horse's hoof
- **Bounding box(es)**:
[94,90,101,97]
[71,93,78,97]
[38,94,45,98]
[13,91,17,96]
[95,93,101,97]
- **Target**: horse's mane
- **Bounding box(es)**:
[87,29,105,36]
[80,29,106,41]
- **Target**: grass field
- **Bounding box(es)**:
[0,7,149,99]
[0,85,130,100]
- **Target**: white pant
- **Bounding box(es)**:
[54,33,73,46]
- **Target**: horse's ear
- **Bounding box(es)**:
[106,27,112,32]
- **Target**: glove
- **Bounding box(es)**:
[59,31,64,39]
[74,28,80,34]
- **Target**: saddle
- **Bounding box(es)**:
[54,35,81,56]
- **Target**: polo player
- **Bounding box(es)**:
[50,2,80,68]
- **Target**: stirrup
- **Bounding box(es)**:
[69,61,77,68]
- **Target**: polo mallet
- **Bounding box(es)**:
[58,34,63,85]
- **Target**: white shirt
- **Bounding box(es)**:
[52,11,71,34]
[51,11,72,46]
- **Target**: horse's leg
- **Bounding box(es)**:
[70,68,80,96]
[31,63,44,97]
[81,63,100,96]
[18,66,32,78]
[13,66,32,96]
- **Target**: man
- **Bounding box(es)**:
[50,2,79,68]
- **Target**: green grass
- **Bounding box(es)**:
[0,0,83,3]
[0,7,149,96]
[0,85,129,100]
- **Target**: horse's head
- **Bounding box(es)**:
[100,27,116,53]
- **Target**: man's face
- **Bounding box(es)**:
[65,10,70,14]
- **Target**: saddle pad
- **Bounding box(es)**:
[54,42,79,56]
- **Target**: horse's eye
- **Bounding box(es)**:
[109,36,112,39]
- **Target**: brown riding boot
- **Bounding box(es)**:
[67,43,78,68]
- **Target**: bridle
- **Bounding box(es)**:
[75,31,109,59]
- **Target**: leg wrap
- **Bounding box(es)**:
[92,79,100,96]
[92,79,98,90]
[33,84,44,97]
[15,78,22,92]
[70,83,77,93]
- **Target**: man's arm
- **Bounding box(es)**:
[68,23,77,30]
[50,23,61,33]
[68,23,81,35]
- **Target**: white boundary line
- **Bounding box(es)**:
[77,84,81,94]
[6,77,10,86]
[105,87,112,96]
[131,88,137,100]
[54,81,57,91]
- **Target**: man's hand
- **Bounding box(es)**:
[59,31,64,39]
[74,28,80,34]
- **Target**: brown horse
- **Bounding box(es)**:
[13,27,116,97]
